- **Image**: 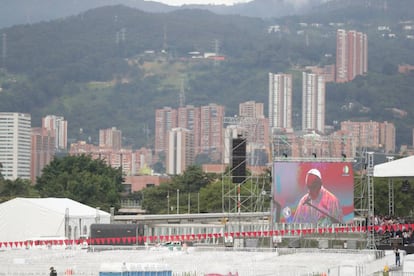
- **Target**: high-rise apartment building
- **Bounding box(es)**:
[155,107,178,155]
[268,73,293,132]
[155,104,224,166]
[340,120,396,153]
[69,139,153,177]
[99,127,122,151]
[199,103,225,161]
[0,112,31,180]
[42,115,67,151]
[31,127,55,183]
[336,29,368,83]
[238,101,269,165]
[302,72,326,134]
[380,121,396,154]
[239,101,264,119]
[178,105,201,154]
[305,65,336,83]
[166,128,194,175]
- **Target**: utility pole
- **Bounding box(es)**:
[167,190,170,215]
[176,189,180,214]
[387,156,394,216]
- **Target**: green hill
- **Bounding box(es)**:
[0,4,413,149]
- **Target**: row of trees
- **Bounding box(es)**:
[0,155,123,211]
[1,155,414,219]
[0,155,271,214]
[0,156,219,212]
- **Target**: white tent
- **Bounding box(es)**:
[0,197,110,243]
[373,155,414,177]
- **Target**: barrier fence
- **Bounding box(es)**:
[0,222,402,249]
[2,221,411,250]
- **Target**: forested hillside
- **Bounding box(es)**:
[0,0,340,29]
[0,3,413,148]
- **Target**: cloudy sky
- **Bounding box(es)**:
[152,0,252,6]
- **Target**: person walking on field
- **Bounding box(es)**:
[395,248,401,266]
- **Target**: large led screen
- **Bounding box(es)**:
[272,161,354,225]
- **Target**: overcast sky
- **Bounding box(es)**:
[151,0,252,6]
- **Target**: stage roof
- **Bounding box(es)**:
[373,155,414,178]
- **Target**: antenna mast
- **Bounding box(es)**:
[163,25,168,52]
[179,77,186,107]
[1,33,6,70]
[213,39,220,66]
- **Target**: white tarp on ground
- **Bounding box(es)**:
[373,155,414,178]
[0,197,110,243]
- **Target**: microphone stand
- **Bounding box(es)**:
[304,198,341,224]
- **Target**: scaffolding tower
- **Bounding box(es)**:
[387,156,395,216]
[365,152,376,249]
[271,132,357,160]
[221,117,269,215]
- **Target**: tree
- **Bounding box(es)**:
[171,165,216,192]
[140,166,220,214]
[0,161,40,202]
[374,177,414,217]
[0,178,38,202]
[141,183,170,214]
[199,180,223,213]
[35,154,123,212]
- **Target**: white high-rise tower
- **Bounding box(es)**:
[0,112,31,180]
[268,73,293,132]
[42,115,68,151]
[166,128,194,175]
[302,72,326,133]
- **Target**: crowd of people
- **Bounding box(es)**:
[374,215,414,245]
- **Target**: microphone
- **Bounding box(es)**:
[303,195,311,205]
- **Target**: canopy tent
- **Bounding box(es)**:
[0,197,110,243]
[373,155,414,178]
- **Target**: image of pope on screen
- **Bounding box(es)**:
[272,162,354,226]
[293,168,342,225]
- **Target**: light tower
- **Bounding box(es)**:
[387,156,394,216]
[366,152,376,250]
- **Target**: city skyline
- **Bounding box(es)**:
[0,101,403,184]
